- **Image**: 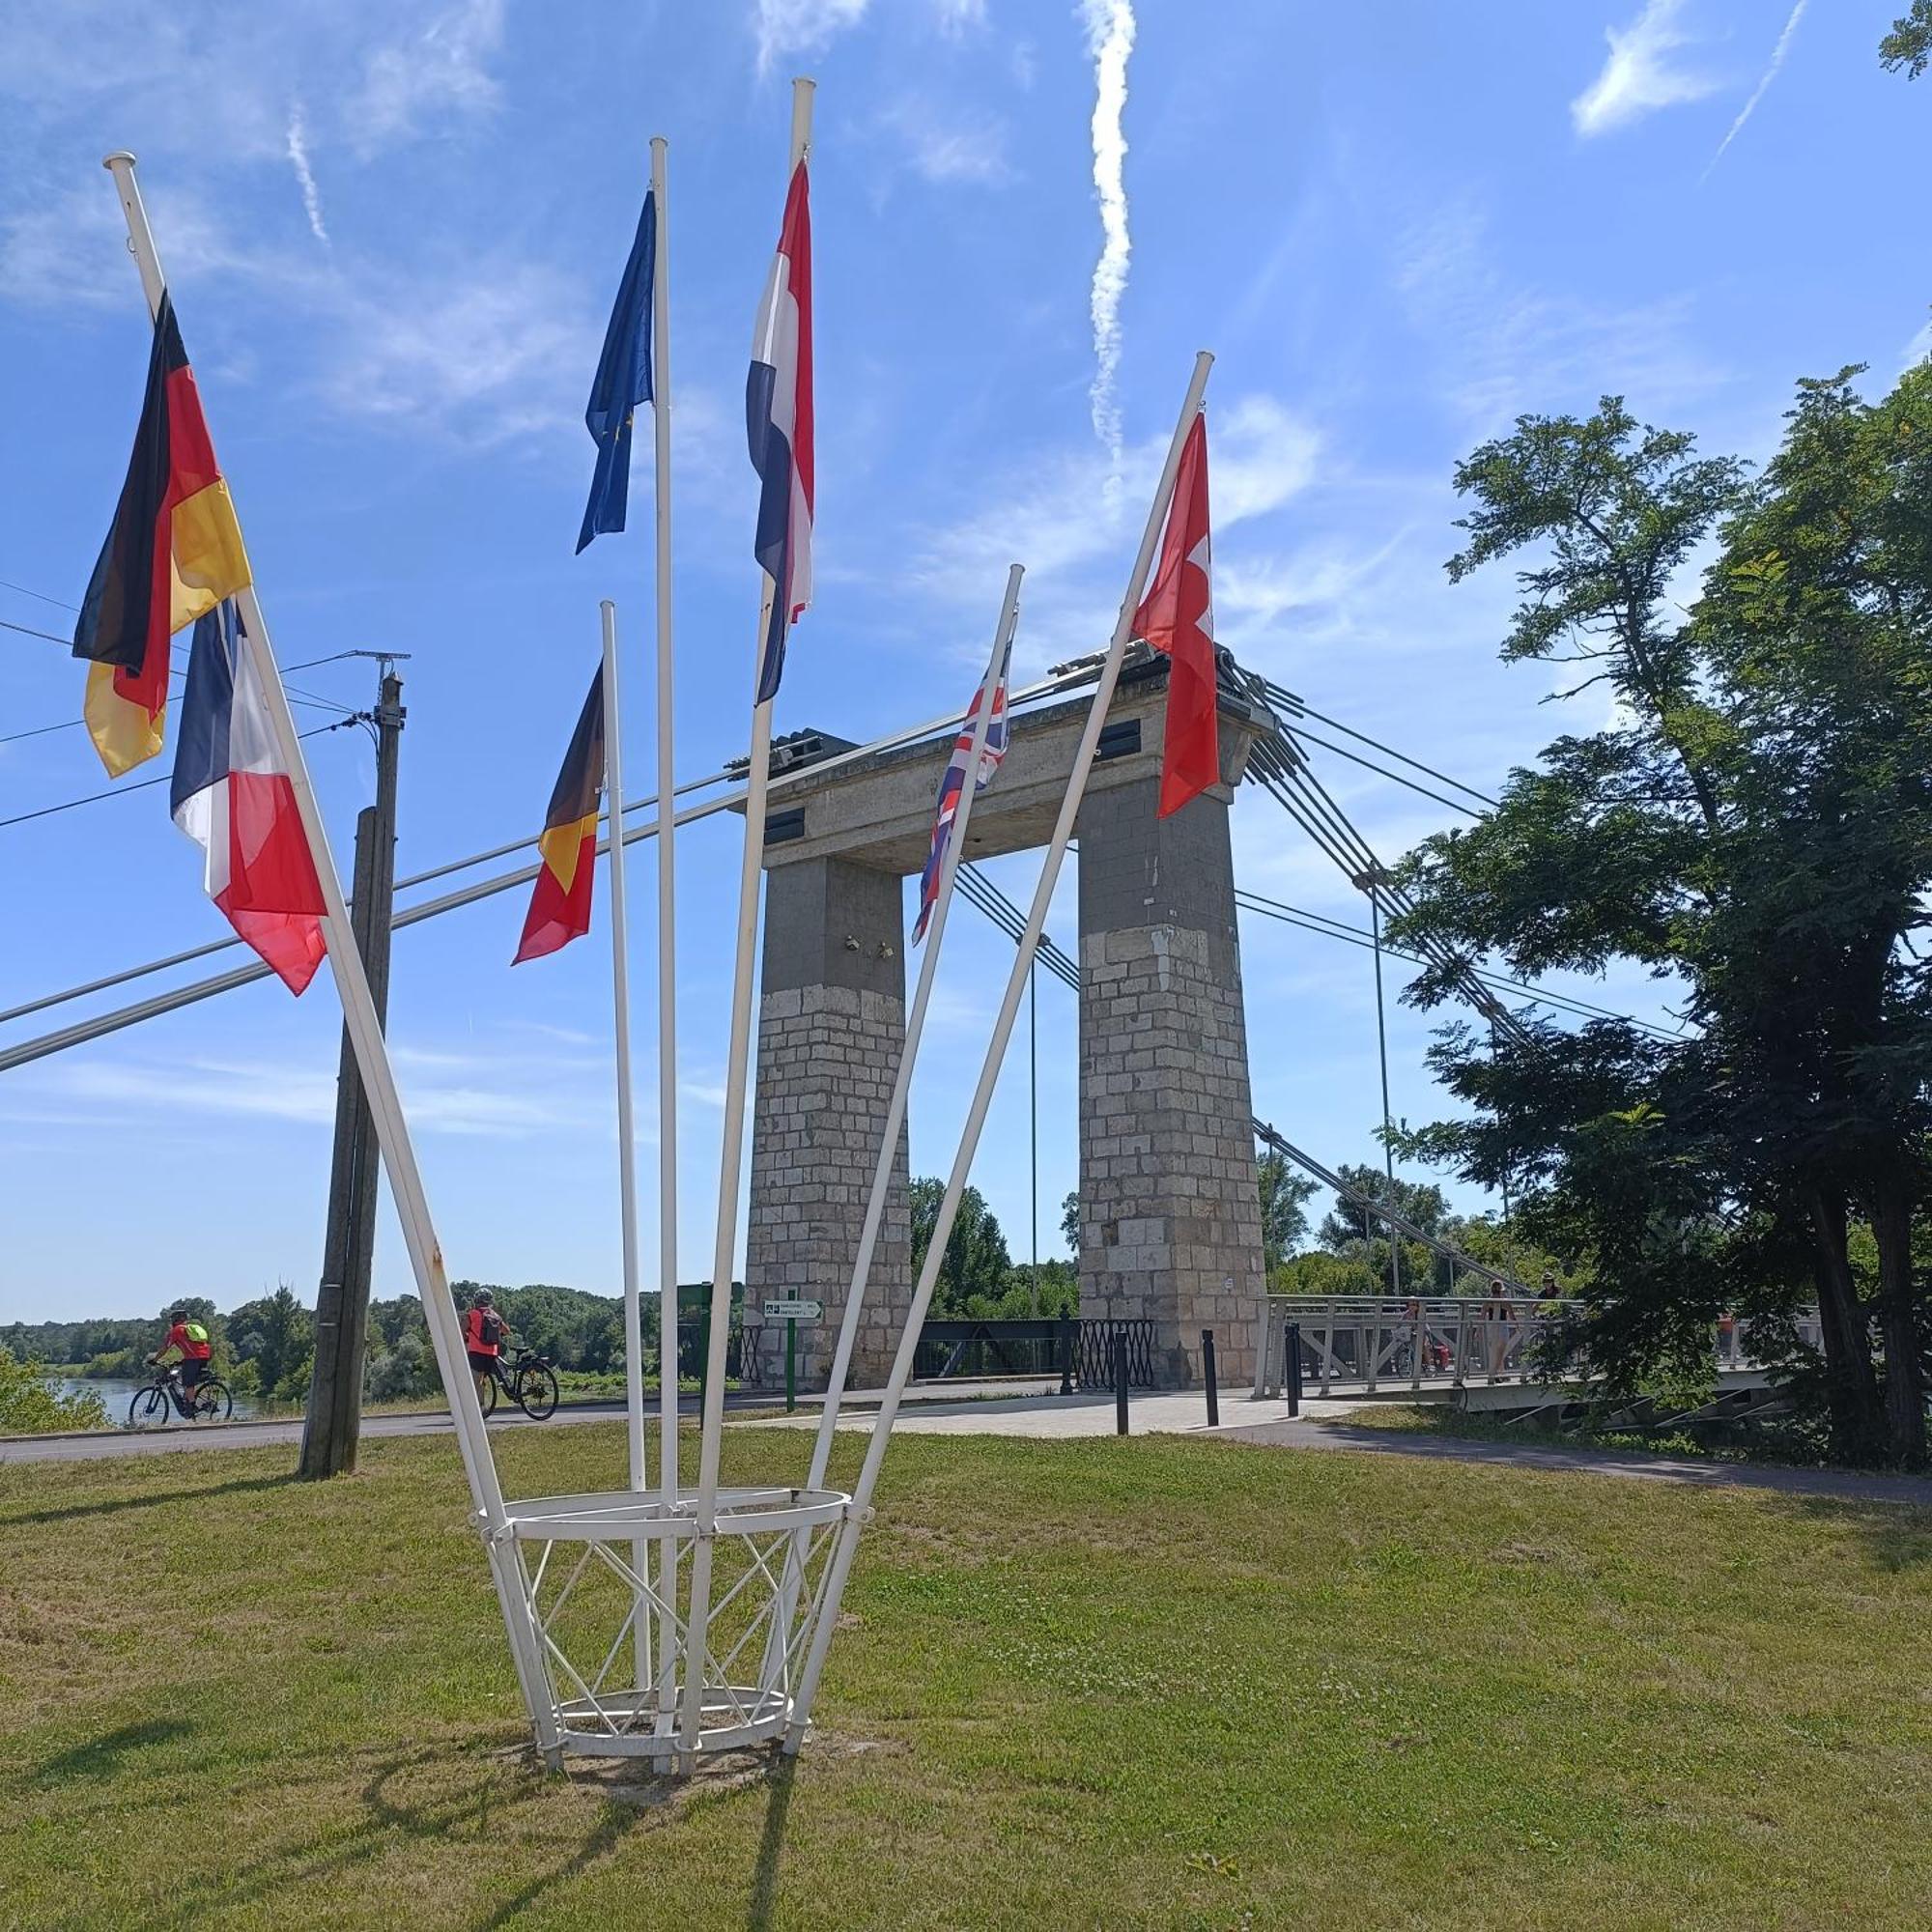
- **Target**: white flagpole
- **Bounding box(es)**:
[99,153,558,1752]
[601,598,651,1697]
[603,600,645,1500]
[645,133,682,1729]
[681,73,814,1749]
[760,563,1021,1691]
[783,352,1215,1753]
[808,563,1023,1482]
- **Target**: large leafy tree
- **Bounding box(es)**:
[1882,1,1932,77]
[1391,371,1932,1465]
[909,1179,1014,1316]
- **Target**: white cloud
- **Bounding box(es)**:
[19,1047,572,1139]
[1904,319,1932,373]
[1392,199,1724,426]
[1572,0,1717,138]
[1080,0,1136,500]
[912,393,1319,673]
[285,102,329,244]
[352,0,506,151]
[880,99,1012,184]
[1705,0,1809,177]
[754,0,870,72]
[933,0,987,32]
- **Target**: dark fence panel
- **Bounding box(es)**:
[1073,1318,1158,1389]
[914,1318,1073,1382]
[672,1321,761,1386]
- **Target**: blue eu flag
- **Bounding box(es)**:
[576,188,656,554]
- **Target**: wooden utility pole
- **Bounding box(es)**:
[299,657,407,1479]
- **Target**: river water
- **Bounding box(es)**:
[55,1376,259,1423]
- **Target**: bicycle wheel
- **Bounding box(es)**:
[128,1385,171,1430]
[190,1379,233,1423]
[479,1371,499,1418]
[518,1364,559,1421]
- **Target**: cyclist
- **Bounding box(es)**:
[464,1290,508,1409]
[150,1307,213,1415]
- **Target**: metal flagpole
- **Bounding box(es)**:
[805,564,1022,1486]
[599,599,651,1695]
[645,133,682,1729]
[1366,871,1402,1300]
[784,351,1215,1753]
[682,75,814,1748]
[761,565,1021,1693]
[603,601,646,1499]
[99,153,556,1749]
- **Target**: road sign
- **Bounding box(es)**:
[763,1297,822,1322]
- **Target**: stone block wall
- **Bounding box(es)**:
[745,858,911,1390]
[1076,775,1265,1386]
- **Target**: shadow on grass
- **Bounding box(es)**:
[1791,1494,1932,1570]
[748,1755,798,1931]
[31,1718,193,1786]
[0,1472,300,1530]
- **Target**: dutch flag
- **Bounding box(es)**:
[746,158,813,704]
[169,600,327,995]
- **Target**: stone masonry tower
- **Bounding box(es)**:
[744,660,1267,1389]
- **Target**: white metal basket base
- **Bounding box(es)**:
[499,1485,852,1765]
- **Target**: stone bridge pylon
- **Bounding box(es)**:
[744,659,1269,1390]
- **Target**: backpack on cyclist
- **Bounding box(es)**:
[480,1310,502,1348]
[184,1321,210,1345]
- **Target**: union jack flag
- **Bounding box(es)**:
[912,648,1012,944]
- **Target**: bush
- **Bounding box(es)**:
[0,1350,108,1434]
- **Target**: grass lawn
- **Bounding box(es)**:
[2,1423,1928,1930]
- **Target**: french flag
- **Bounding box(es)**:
[170,600,327,995]
[912,647,1011,945]
[746,158,813,704]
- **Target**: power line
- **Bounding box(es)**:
[0,614,71,648]
[0,717,361,832]
[0,578,78,614]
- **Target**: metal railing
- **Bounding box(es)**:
[1253,1296,1823,1398]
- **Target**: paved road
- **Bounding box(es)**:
[10,1384,1930,1507]
[0,1380,1059,1467]
[1216,1415,1932,1507]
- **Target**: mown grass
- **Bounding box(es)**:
[2,1422,1928,1929]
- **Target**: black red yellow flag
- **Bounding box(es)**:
[513,667,607,964]
[72,294,250,777]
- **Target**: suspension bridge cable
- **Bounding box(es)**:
[1262,680,1501,809]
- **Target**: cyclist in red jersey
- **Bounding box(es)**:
[150,1307,213,1413]
[463,1290,509,1409]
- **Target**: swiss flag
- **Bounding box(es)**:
[1130,412,1218,817]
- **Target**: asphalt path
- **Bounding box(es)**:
[1216,1415,1932,1507]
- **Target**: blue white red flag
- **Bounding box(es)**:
[912,646,1011,945]
[169,599,326,994]
[746,159,812,704]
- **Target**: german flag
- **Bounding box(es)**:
[513,667,607,964]
[72,294,250,778]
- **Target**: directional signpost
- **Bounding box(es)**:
[763,1297,822,1412]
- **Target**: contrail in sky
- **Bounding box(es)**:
[287,102,329,243]
[1080,0,1135,502]
[1705,0,1808,180]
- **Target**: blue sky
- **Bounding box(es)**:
[0,0,1925,1324]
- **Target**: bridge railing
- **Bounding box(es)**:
[1253,1296,1822,1398]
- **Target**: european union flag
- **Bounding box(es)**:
[576,187,656,554]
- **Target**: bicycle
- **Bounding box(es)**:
[480,1346,559,1421]
[128,1360,233,1428]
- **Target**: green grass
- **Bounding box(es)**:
[1344,1399,1840,1468]
[2,1424,1928,1929]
